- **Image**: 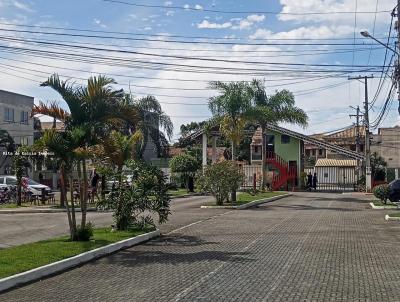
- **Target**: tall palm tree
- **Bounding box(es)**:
[123,95,173,159]
[248,79,308,189]
[208,81,253,201]
[34,74,138,229]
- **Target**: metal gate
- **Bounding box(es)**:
[315,166,357,191]
[241,165,262,189]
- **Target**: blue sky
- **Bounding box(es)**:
[0,0,398,140]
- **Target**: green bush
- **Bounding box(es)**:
[98,160,171,231]
[76,222,94,241]
[373,184,390,204]
[197,161,244,205]
[169,153,200,192]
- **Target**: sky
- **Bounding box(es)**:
[0,0,398,142]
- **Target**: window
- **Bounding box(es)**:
[4,107,14,122]
[281,135,290,144]
[254,146,259,153]
[312,150,316,156]
[20,111,29,124]
[0,177,4,184]
[5,177,17,185]
[20,137,29,145]
[318,149,323,156]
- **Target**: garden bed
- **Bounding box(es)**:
[0,227,151,279]
[385,212,400,221]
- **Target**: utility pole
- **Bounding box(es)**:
[348,75,374,192]
[349,105,362,153]
[396,2,400,114]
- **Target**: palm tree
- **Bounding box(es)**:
[208,81,253,201]
[248,79,308,189]
[34,128,85,240]
[123,95,173,159]
[34,74,138,229]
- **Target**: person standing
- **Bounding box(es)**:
[307,172,313,191]
[90,169,100,203]
[312,172,318,191]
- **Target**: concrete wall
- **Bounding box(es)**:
[0,90,34,175]
[371,127,400,169]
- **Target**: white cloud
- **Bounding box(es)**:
[250,25,354,40]
[246,14,266,23]
[164,1,172,6]
[166,10,175,17]
[93,18,107,28]
[183,4,190,9]
[197,20,232,29]
[195,4,203,10]
[11,0,34,12]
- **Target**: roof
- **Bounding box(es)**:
[39,121,65,131]
[325,126,365,139]
[315,158,358,167]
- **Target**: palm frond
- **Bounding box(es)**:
[32,101,70,122]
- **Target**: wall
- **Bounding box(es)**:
[371,128,400,169]
[0,90,34,175]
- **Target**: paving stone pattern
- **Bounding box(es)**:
[3,193,400,301]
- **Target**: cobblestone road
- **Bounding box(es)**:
[3,192,400,301]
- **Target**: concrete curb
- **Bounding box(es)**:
[385,214,400,221]
[370,202,398,210]
[170,193,204,200]
[200,193,291,210]
[0,208,106,214]
[0,229,160,293]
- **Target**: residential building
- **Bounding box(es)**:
[0,89,34,174]
[304,126,365,164]
[371,126,400,180]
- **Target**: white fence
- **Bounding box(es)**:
[241,165,262,188]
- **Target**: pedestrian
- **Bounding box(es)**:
[307,172,313,191]
[312,172,318,191]
[90,169,100,203]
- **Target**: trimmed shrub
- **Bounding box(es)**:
[197,161,244,205]
[373,184,390,204]
[76,222,94,241]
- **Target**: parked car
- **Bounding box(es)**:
[0,175,52,196]
[388,179,400,203]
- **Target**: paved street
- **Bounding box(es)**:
[0,195,220,247]
[3,192,400,301]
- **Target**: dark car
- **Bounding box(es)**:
[388,179,400,203]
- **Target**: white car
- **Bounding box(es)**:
[0,175,52,195]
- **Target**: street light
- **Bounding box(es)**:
[360,30,400,56]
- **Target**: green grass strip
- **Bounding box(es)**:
[0,228,149,279]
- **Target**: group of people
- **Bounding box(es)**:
[307,172,318,191]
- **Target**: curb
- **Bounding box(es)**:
[200,193,291,210]
[0,208,106,214]
[170,193,204,200]
[370,202,398,210]
[0,229,160,293]
[385,214,400,221]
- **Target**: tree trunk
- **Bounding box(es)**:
[69,174,77,239]
[261,125,267,190]
[101,174,106,201]
[81,159,88,228]
[60,165,74,240]
[17,179,22,206]
[59,171,65,207]
[231,141,237,203]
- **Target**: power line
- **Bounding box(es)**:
[0,28,384,46]
[0,21,394,42]
[0,36,392,69]
[100,0,391,15]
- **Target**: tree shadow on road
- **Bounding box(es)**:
[102,247,255,268]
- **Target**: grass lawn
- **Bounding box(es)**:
[168,188,193,197]
[372,200,397,207]
[388,212,400,218]
[205,191,286,206]
[0,203,31,209]
[0,227,150,279]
